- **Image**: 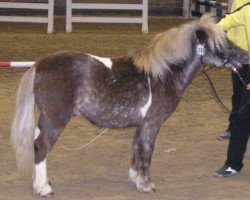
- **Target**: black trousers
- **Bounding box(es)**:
[226,64,250,171]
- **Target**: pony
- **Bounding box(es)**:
[11,14,248,197]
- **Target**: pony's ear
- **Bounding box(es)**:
[196,30,207,44]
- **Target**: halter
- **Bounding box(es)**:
[214,50,233,66]
[215,51,247,87]
[197,44,247,87]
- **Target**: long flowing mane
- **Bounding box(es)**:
[130,14,227,80]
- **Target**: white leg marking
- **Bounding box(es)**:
[140,77,152,117]
[129,167,156,193]
[34,126,40,140]
[129,167,138,184]
[87,54,113,69]
[33,158,53,196]
[136,175,156,193]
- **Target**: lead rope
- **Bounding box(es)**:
[197,43,248,113]
[231,67,247,87]
[229,66,248,115]
[200,63,248,114]
[201,64,231,113]
[196,44,230,112]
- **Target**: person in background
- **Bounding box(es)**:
[213,0,250,177]
[217,0,250,141]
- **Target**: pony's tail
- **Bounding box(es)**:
[11,66,36,177]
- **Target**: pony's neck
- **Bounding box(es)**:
[171,54,202,92]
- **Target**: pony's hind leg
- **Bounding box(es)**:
[33,113,70,197]
[129,121,160,193]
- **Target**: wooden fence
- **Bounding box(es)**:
[66,0,148,34]
[0,0,54,33]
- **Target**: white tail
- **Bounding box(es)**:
[11,66,36,176]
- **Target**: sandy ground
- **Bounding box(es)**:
[0,17,250,200]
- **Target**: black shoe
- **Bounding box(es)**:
[213,165,240,177]
[217,131,231,140]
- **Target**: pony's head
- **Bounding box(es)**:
[195,14,248,69]
[131,14,248,80]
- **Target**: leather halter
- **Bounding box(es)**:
[197,43,247,87]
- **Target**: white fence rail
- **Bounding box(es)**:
[66,0,148,34]
[0,0,54,33]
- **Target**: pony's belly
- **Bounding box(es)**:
[74,101,142,128]
[81,109,140,128]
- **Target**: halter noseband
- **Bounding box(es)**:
[214,50,233,66]
[214,49,247,85]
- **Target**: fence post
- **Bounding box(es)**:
[142,0,148,34]
[227,0,233,11]
[183,0,191,18]
[47,0,54,33]
[66,0,72,33]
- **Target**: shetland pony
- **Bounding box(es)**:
[11,14,248,197]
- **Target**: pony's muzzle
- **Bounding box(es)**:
[225,54,249,70]
[225,60,243,70]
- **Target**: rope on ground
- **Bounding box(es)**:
[54,128,109,152]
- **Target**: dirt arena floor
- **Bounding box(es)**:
[0,16,250,200]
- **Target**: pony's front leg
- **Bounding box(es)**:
[33,126,54,197]
[129,121,160,193]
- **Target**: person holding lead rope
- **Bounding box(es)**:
[214,0,250,177]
